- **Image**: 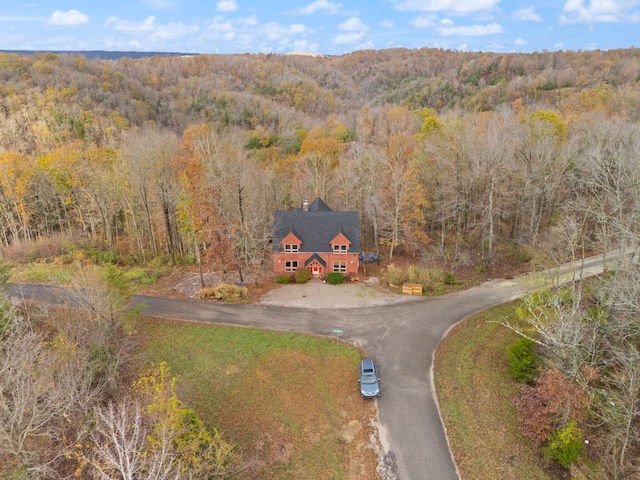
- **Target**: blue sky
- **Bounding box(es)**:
[1,1,639,55]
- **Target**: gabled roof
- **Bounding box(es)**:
[272,198,360,253]
[307,197,332,212]
[304,253,327,268]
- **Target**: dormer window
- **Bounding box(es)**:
[284,244,299,253]
[333,244,348,254]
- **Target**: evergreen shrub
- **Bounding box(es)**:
[507,337,539,383]
[326,272,344,285]
[544,420,585,469]
[294,267,311,283]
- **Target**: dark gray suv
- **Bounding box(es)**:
[358,358,381,398]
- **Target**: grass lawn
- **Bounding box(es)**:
[433,302,560,480]
[135,317,380,480]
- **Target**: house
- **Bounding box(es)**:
[272,198,360,277]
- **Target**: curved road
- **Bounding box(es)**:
[6,253,614,479]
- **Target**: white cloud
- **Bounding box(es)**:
[514,37,528,46]
[266,21,311,38]
[333,31,366,44]
[338,17,368,31]
[217,0,238,12]
[560,0,640,23]
[291,39,319,52]
[410,15,436,28]
[47,9,89,26]
[299,0,343,15]
[105,15,198,40]
[380,19,395,28]
[151,23,199,40]
[392,0,500,15]
[290,23,308,33]
[238,15,259,27]
[106,16,158,33]
[483,41,505,51]
[513,7,543,22]
[437,22,504,36]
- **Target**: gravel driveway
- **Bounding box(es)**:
[259,277,422,309]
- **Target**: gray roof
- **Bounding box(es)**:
[272,198,360,253]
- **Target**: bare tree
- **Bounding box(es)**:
[86,400,180,480]
[0,310,95,478]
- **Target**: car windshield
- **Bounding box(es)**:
[361,373,378,384]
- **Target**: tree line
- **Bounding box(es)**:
[2,94,639,277]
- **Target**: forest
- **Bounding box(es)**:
[1,47,640,478]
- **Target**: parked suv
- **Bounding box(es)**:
[358,358,381,398]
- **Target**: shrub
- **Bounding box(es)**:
[86,247,120,265]
[384,264,450,294]
[385,263,406,287]
[544,420,585,469]
[294,267,311,283]
[326,272,344,285]
[199,283,249,302]
[124,268,158,286]
[275,275,291,284]
[507,337,538,383]
[515,369,588,443]
[507,242,533,264]
[444,272,456,285]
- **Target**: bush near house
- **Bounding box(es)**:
[294,267,311,283]
[199,283,249,302]
[325,272,344,284]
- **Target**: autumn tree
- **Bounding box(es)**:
[513,110,569,243]
[83,362,237,478]
[175,124,235,286]
[342,140,386,249]
[466,108,516,265]
[0,152,36,244]
[375,106,428,259]
[420,111,473,264]
[569,115,640,256]
[119,126,181,261]
[292,117,350,200]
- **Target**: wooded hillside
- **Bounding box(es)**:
[1,47,640,272]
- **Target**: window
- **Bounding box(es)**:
[333,244,348,254]
[333,261,346,272]
[285,261,298,272]
[284,244,298,253]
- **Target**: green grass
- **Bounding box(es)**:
[9,262,75,284]
[135,318,379,480]
[8,260,160,290]
[123,267,158,285]
[433,302,555,479]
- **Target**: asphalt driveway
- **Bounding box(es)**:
[125,278,522,479]
[7,251,615,479]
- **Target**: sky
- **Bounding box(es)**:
[1,1,639,56]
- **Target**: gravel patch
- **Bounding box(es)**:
[259,278,422,309]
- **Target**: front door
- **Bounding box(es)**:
[311,266,321,276]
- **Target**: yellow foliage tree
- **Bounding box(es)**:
[135,362,235,476]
